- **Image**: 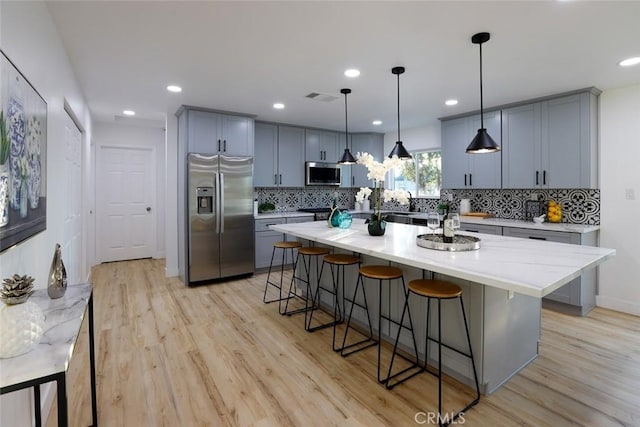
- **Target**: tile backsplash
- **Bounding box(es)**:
[255,187,600,225]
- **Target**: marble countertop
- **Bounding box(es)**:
[270,220,614,298]
[0,283,92,388]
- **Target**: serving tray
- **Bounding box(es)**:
[416,234,481,252]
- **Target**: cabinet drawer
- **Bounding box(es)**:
[502,227,580,244]
[459,223,503,235]
[255,218,285,232]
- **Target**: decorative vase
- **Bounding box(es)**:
[47,243,68,299]
[337,211,352,229]
[367,218,386,236]
[19,178,28,218]
[0,162,8,227]
[0,301,45,359]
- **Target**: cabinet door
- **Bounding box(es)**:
[322,131,340,163]
[254,123,278,186]
[255,231,286,269]
[221,115,253,156]
[501,103,541,188]
[441,117,470,188]
[468,111,502,189]
[459,223,502,235]
[188,110,220,154]
[278,126,305,187]
[541,94,588,188]
[351,133,383,188]
[305,129,339,162]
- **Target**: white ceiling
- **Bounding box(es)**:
[46,1,640,134]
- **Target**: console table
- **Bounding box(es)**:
[0,283,97,426]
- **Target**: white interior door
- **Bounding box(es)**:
[63,112,83,284]
[97,145,155,262]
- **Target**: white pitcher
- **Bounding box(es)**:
[460,199,471,215]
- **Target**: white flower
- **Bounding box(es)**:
[383,189,410,205]
[355,187,372,203]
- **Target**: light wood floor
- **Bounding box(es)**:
[47,259,640,426]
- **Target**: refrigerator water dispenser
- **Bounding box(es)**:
[197,187,213,214]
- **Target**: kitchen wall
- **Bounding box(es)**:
[93,122,166,259]
[598,83,640,315]
[0,1,94,425]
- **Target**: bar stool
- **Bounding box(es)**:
[263,241,302,307]
[281,246,331,316]
[306,253,360,352]
[341,265,421,387]
[390,279,480,426]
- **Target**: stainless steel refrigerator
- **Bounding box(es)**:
[187,153,254,283]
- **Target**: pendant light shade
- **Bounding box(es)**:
[338,88,356,164]
[466,32,500,154]
[388,66,411,159]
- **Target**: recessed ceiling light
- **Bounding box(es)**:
[445,99,459,106]
[372,120,382,126]
[618,57,640,67]
[122,110,135,116]
[344,69,361,78]
[166,85,182,93]
[273,103,285,109]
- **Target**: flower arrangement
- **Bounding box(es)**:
[355,152,410,224]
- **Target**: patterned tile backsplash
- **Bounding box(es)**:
[255,187,600,225]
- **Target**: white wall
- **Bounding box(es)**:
[383,118,441,156]
[597,84,640,315]
[0,1,94,425]
[93,122,166,259]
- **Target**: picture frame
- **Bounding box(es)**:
[0,49,47,252]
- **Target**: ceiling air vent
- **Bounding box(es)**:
[305,92,339,102]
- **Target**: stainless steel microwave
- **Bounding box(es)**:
[305,162,341,186]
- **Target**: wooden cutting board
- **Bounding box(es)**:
[461,212,493,218]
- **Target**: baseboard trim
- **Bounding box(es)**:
[596,295,640,316]
[165,266,179,278]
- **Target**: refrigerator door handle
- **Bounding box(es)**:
[215,172,221,233]
[220,173,225,233]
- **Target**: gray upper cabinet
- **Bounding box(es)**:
[184,108,254,157]
[254,123,278,186]
[278,126,305,186]
[305,129,339,162]
[254,122,304,187]
[502,91,598,189]
[349,133,384,188]
[441,111,502,189]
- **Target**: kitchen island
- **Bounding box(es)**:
[270,219,615,394]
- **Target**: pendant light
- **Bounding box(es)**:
[388,66,411,159]
[466,32,500,153]
[338,88,356,164]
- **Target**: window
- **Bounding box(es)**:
[392,150,441,198]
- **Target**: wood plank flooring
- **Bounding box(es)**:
[47,259,640,426]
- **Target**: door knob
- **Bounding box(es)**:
[146,207,151,212]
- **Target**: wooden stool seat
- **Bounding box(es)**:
[409,279,462,299]
[298,246,331,256]
[324,254,359,265]
[359,265,403,280]
[274,241,302,249]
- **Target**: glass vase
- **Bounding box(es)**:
[367,218,386,236]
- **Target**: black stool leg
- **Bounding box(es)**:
[282,252,314,315]
[264,246,295,305]
[340,273,376,356]
[438,298,443,426]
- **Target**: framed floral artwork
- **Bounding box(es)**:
[0,50,47,252]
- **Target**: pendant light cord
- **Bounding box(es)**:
[397,72,401,142]
[479,41,484,129]
[344,92,349,149]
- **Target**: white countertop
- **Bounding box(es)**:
[0,283,92,388]
[450,215,598,233]
[270,220,614,298]
[255,212,315,220]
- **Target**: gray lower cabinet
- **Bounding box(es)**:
[254,216,314,269]
[441,111,502,189]
[459,223,503,235]
[502,227,598,315]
